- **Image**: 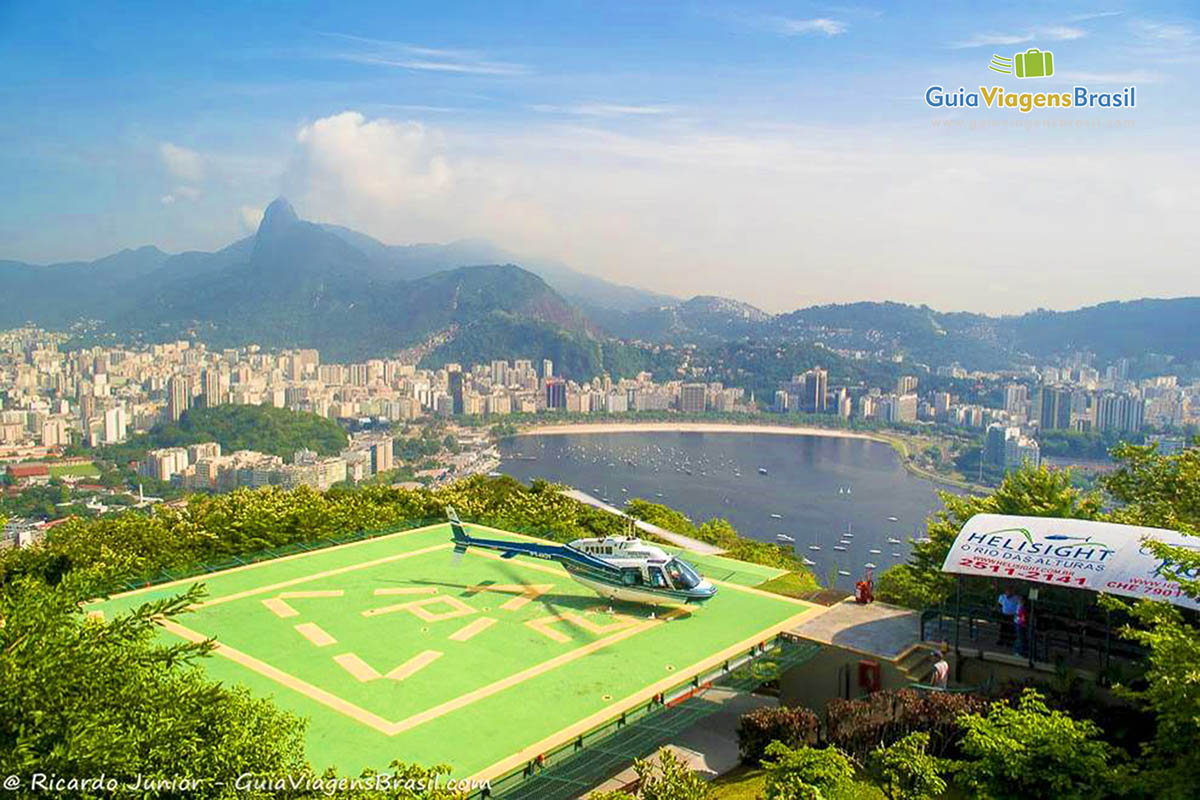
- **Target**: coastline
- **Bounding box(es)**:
[513,421,879,441]
[510,421,986,493]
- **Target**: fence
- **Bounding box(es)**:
[474,636,821,800]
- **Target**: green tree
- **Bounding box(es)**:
[955,689,1115,800]
[866,732,946,800]
[1098,440,1200,796]
[590,748,711,800]
[0,575,309,797]
[761,741,856,800]
[876,464,1102,608]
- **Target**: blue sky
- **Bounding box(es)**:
[1,1,1198,313]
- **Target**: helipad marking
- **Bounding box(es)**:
[362,594,477,622]
[525,616,572,643]
[373,587,439,596]
[334,653,382,682]
[467,583,554,611]
[261,590,345,618]
[448,617,497,642]
[294,622,337,647]
[386,650,443,681]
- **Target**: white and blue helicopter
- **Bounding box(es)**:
[447,507,717,606]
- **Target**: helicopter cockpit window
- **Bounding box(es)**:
[664,558,701,589]
[648,567,668,588]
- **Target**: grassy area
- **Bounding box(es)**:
[46,462,100,478]
[710,764,896,800]
[754,571,822,599]
[709,765,768,800]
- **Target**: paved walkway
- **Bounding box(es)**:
[561,488,726,555]
[788,598,921,659]
[582,689,774,797]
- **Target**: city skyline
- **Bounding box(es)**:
[2,2,1199,314]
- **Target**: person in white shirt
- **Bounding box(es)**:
[997,586,1020,647]
[930,646,950,689]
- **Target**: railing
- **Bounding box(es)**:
[919,602,1145,681]
[473,636,821,800]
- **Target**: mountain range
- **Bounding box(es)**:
[2,197,1198,374]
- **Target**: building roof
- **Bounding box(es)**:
[7,464,50,478]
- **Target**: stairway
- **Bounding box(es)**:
[895,645,936,685]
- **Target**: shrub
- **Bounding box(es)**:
[762,741,855,800]
[866,732,947,800]
[825,688,987,760]
[738,705,821,765]
[956,688,1116,800]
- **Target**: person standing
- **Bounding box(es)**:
[929,646,950,689]
[1014,595,1029,657]
[997,586,1020,647]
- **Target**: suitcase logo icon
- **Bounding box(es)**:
[988,49,1055,78]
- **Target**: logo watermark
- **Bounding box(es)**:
[926,47,1136,114]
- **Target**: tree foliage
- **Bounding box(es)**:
[866,733,946,800]
[875,464,1103,608]
[95,403,349,465]
[590,748,712,800]
[955,689,1116,800]
[0,575,310,797]
[761,741,856,800]
[625,499,816,573]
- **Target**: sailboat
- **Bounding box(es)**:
[808,526,822,552]
[802,556,816,566]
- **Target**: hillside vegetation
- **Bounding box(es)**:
[92,404,348,464]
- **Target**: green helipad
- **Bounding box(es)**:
[89,523,820,781]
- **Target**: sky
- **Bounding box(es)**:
[0,1,1198,315]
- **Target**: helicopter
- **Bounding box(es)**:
[446,506,717,607]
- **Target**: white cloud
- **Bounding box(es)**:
[239,204,264,231]
[320,33,530,76]
[952,25,1085,49]
[278,110,1200,315]
[767,17,847,36]
[159,142,205,182]
[159,185,201,205]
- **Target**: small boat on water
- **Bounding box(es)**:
[802,557,816,566]
[776,534,795,543]
[758,467,768,475]
[869,548,882,555]
[838,569,851,577]
[770,513,783,519]
[891,552,902,558]
[809,544,821,551]
[864,562,877,569]
[833,545,847,552]
[887,516,899,522]
[886,536,902,545]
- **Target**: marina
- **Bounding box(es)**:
[499,430,944,588]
